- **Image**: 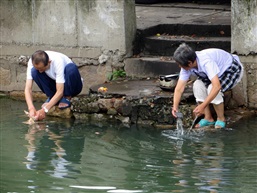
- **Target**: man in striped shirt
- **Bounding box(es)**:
[172,43,243,129]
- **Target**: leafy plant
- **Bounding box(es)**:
[109,70,126,80]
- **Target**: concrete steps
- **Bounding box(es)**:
[144,35,231,56]
[126,23,231,78]
[139,23,231,38]
[124,57,180,78]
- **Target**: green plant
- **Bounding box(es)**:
[109,70,126,80]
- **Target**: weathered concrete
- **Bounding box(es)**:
[231,0,257,108]
[0,0,136,94]
[240,55,257,108]
[124,58,180,78]
[0,0,136,52]
[231,0,257,55]
[135,3,231,29]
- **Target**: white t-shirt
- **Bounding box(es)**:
[26,51,73,83]
[179,48,239,82]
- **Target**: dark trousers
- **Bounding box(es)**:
[31,63,83,99]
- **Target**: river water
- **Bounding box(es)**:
[0,97,257,193]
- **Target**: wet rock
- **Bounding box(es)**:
[73,112,91,121]
[91,113,109,121]
[116,115,130,124]
[71,95,100,113]
[119,101,132,116]
[71,92,193,128]
[107,107,117,115]
[47,106,73,118]
[137,118,155,126]
[10,91,46,102]
[113,98,124,112]
[98,98,114,111]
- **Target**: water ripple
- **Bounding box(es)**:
[1,98,257,193]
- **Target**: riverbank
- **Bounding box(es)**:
[3,77,256,130]
[1,2,255,130]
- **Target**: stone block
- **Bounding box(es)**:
[47,106,73,118]
[98,98,114,110]
[0,67,11,85]
[119,101,132,116]
[107,108,117,115]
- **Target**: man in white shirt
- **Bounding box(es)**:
[25,50,83,121]
[172,43,243,129]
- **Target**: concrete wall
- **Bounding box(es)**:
[240,55,257,108]
[231,0,257,108]
[231,0,257,55]
[0,0,136,94]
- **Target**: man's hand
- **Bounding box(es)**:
[34,109,46,121]
[28,107,37,119]
[172,107,179,118]
[193,103,205,116]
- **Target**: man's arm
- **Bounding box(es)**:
[193,75,221,115]
[172,79,187,117]
[34,83,64,121]
[42,83,64,111]
[24,79,37,117]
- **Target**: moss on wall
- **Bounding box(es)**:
[77,0,96,13]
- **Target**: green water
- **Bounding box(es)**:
[0,98,257,193]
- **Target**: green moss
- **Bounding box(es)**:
[77,0,96,13]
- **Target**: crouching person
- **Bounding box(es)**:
[25,50,83,121]
[171,43,243,129]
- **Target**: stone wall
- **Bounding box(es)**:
[241,55,257,108]
[231,0,257,55]
[231,0,257,108]
[71,93,194,129]
[69,88,252,129]
[0,0,136,94]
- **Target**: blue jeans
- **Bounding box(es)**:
[31,63,83,99]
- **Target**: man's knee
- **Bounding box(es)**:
[193,79,205,89]
[193,80,208,102]
[193,79,207,95]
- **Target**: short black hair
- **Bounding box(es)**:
[31,50,49,66]
[173,43,196,67]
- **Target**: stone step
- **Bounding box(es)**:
[143,35,231,56]
[124,57,180,78]
[133,24,231,55]
[140,24,231,37]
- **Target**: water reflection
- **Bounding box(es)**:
[167,137,225,192]
[162,124,257,193]
[23,119,83,179]
[1,98,257,193]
